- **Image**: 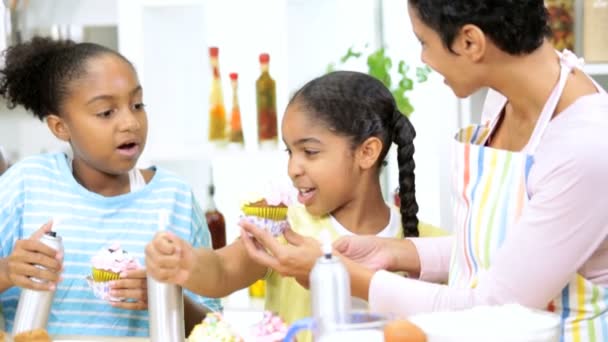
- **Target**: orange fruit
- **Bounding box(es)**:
[384,319,427,342]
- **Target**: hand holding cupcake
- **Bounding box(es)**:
[87,243,143,303]
[240,182,295,237]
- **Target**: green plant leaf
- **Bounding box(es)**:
[393,89,414,116]
[398,78,414,91]
[367,48,392,88]
[326,62,336,74]
[416,65,431,83]
[340,47,362,64]
[329,45,431,118]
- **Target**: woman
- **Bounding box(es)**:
[241,1,608,339]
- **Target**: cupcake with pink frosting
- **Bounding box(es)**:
[241,183,294,236]
[246,311,288,342]
[86,243,142,301]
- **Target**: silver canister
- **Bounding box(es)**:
[12,231,63,335]
[310,230,351,334]
[147,211,185,342]
[147,278,185,342]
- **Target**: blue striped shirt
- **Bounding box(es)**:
[0,153,221,336]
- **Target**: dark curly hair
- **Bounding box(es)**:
[0,36,131,120]
[289,71,419,237]
[409,0,551,55]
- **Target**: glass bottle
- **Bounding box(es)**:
[249,279,266,299]
[545,0,575,51]
[208,46,227,142]
[228,72,244,144]
[205,173,226,250]
[255,53,278,146]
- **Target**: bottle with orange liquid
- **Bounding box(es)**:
[256,53,278,147]
[208,47,226,142]
[228,72,244,145]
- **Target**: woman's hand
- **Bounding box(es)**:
[333,235,400,272]
[5,221,63,291]
[240,220,322,287]
[109,269,148,310]
[145,231,195,286]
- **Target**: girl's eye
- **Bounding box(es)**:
[133,103,146,111]
[304,150,319,156]
[96,109,114,118]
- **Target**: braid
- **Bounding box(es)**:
[392,112,419,237]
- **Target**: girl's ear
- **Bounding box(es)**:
[356,136,383,170]
[46,114,71,142]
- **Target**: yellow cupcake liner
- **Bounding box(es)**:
[92,268,120,282]
[241,205,288,220]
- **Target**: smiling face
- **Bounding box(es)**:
[48,53,148,176]
[408,3,485,98]
[282,102,361,216]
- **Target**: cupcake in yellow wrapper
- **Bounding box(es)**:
[87,243,142,301]
[240,183,294,237]
[242,200,288,221]
[91,268,120,282]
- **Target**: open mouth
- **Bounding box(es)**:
[116,142,140,158]
[297,187,316,205]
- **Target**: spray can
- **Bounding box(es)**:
[12,230,63,334]
[310,230,351,334]
[147,211,185,342]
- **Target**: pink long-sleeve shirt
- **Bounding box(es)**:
[370,91,608,317]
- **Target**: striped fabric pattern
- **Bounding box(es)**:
[0,153,220,337]
[449,124,531,288]
[450,124,608,342]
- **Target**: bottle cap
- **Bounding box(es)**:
[259,53,270,64]
[209,46,219,57]
[229,72,238,81]
[319,230,332,257]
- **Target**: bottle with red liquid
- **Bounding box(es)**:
[256,53,278,147]
[228,72,244,145]
[205,172,226,250]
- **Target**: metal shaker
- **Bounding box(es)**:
[310,230,351,334]
[12,231,63,335]
[147,211,185,342]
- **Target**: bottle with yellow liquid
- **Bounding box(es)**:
[249,279,266,299]
[208,47,226,142]
[228,72,244,144]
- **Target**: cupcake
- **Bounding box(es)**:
[188,312,243,342]
[86,243,141,301]
[241,185,293,237]
[13,329,52,342]
[246,311,288,342]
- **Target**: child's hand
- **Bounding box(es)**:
[6,221,63,291]
[240,220,322,287]
[145,231,194,286]
[109,269,148,310]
